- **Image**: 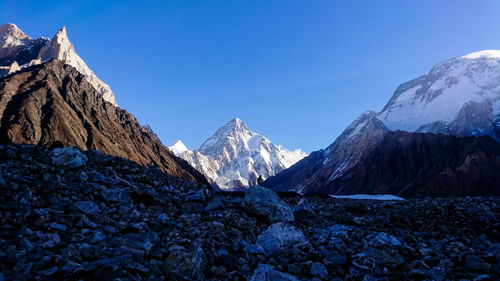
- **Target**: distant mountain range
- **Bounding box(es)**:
[263,50,500,198]
[1,23,498,198]
[169,118,307,189]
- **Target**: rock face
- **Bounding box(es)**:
[265,128,500,198]
[169,118,307,189]
[1,146,498,280]
[0,23,116,105]
[0,60,208,184]
[318,131,499,198]
[264,50,500,198]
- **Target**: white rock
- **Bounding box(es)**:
[50,147,88,168]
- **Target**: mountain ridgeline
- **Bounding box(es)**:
[263,50,500,198]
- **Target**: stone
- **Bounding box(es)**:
[366,232,402,248]
[249,264,299,281]
[310,262,328,278]
[76,201,100,214]
[313,224,351,243]
[163,240,204,278]
[50,147,88,168]
[256,223,308,256]
[465,255,491,271]
[37,232,61,248]
[321,251,347,265]
[364,247,405,265]
[102,188,130,203]
[352,253,376,271]
[48,222,67,231]
[241,186,294,222]
[244,243,265,254]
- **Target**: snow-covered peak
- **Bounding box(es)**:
[175,118,307,189]
[0,23,30,43]
[37,26,117,105]
[379,49,500,141]
[198,118,255,157]
[0,23,32,59]
[460,50,500,60]
[169,140,189,156]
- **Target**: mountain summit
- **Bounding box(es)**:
[170,118,307,189]
[0,24,116,105]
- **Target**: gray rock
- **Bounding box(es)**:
[244,243,265,254]
[164,240,204,279]
[86,170,108,183]
[256,223,308,255]
[352,253,376,271]
[311,262,328,278]
[465,255,491,271]
[313,224,351,243]
[241,186,294,222]
[362,274,378,281]
[321,251,347,265]
[249,264,299,281]
[366,232,402,248]
[102,188,130,203]
[50,147,88,168]
[427,267,446,281]
[76,201,100,214]
[37,232,61,248]
[474,274,491,281]
[48,222,67,231]
[364,247,405,265]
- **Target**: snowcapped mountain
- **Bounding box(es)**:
[169,140,190,155]
[0,23,116,105]
[263,50,500,197]
[379,50,500,141]
[169,118,307,189]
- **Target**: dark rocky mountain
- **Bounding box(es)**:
[0,59,208,184]
[1,143,499,280]
[310,132,498,198]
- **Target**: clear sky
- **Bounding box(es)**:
[2,0,500,152]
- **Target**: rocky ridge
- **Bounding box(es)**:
[0,59,208,184]
[0,143,499,280]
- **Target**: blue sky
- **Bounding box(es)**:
[2,0,500,152]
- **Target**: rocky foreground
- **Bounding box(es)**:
[0,143,499,281]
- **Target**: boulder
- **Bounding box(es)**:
[366,232,402,248]
[241,186,294,222]
[50,147,88,168]
[311,262,328,278]
[249,264,299,281]
[256,223,308,256]
[76,201,100,215]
